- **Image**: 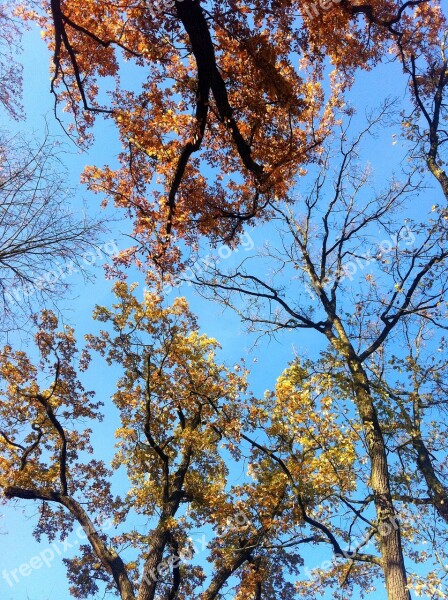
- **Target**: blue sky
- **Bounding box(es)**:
[0,16,445,600]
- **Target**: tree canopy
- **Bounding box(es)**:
[15,0,448,246]
[1,1,448,599]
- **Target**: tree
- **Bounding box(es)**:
[18,0,447,249]
[0,1,24,120]
[0,5,107,335]
[4,1,448,599]
[182,104,448,598]
[0,129,106,333]
[0,285,312,600]
[1,275,447,599]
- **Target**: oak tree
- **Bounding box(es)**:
[4,1,448,599]
[0,285,318,599]
[18,0,447,249]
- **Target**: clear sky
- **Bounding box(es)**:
[0,15,444,600]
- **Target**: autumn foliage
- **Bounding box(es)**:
[14,1,447,251]
[1,1,448,599]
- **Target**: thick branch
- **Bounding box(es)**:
[4,487,135,600]
[167,0,263,233]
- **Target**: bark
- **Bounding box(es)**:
[137,525,171,600]
[388,385,448,524]
[175,0,263,177]
[137,440,195,600]
[4,487,136,600]
[61,496,136,600]
[328,321,411,600]
[200,552,249,600]
[284,239,412,599]
[426,156,448,201]
[425,59,448,201]
[411,432,448,523]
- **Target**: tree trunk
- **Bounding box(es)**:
[137,526,170,600]
[329,321,410,600]
[412,432,448,523]
[348,361,410,600]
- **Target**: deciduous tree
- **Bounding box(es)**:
[184,104,448,599]
[18,0,447,250]
[0,129,105,333]
[0,285,323,599]
[4,2,448,599]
